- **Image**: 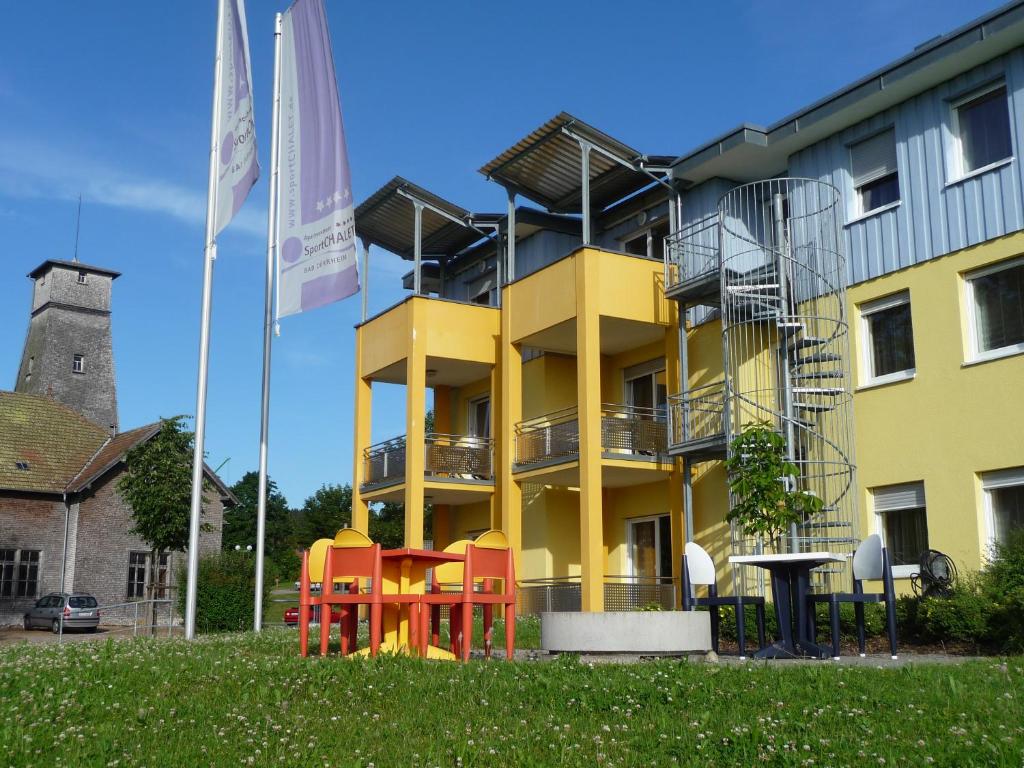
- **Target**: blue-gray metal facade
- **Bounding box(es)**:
[678,49,1024,289]
[790,49,1024,286]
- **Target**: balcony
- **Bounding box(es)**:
[667,382,727,459]
[513,404,669,482]
[663,214,721,307]
[361,433,494,503]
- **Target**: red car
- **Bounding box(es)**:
[283,605,343,626]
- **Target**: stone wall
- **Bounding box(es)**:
[0,492,68,624]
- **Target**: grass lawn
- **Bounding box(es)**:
[1,627,1022,767]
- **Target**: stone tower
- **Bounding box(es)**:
[15,260,120,432]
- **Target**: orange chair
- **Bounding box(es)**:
[299,530,383,658]
[420,530,516,661]
[426,540,470,655]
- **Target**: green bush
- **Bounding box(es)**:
[982,528,1024,652]
[179,550,269,633]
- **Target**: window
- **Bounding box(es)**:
[14,460,29,471]
[953,82,1012,176]
[468,396,490,439]
[621,220,670,260]
[851,129,899,215]
[859,292,915,384]
[624,359,668,420]
[72,354,85,374]
[872,482,929,577]
[965,257,1024,361]
[77,270,88,284]
[982,467,1024,549]
[627,515,672,579]
[25,356,33,382]
[127,551,170,599]
[127,552,147,599]
[0,549,40,598]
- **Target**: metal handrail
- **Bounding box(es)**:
[362,432,494,486]
[667,382,726,447]
[514,403,668,466]
[664,212,720,292]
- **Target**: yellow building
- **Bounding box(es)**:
[351,4,1024,609]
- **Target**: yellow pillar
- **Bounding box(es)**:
[499,286,523,572]
[352,326,372,536]
[431,384,452,551]
[432,505,451,550]
[404,299,426,548]
[576,253,604,612]
[664,316,685,607]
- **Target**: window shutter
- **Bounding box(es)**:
[851,130,897,187]
[872,481,925,512]
[982,467,1024,490]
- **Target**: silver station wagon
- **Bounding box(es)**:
[23,593,100,633]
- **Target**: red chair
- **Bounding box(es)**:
[420,529,516,661]
[299,530,383,658]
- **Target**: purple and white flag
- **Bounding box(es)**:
[215,0,259,234]
[276,0,358,318]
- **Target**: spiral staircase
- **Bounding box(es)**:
[666,178,858,591]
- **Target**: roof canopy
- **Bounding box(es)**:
[478,112,674,214]
[354,176,495,261]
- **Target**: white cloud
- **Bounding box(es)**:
[0,136,265,238]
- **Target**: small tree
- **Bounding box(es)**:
[724,423,822,551]
[118,416,209,625]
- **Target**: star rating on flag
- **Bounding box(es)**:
[315,190,350,214]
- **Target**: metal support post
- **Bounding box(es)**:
[580,141,592,245]
[506,190,516,282]
[772,192,799,554]
[413,202,423,295]
[360,237,369,322]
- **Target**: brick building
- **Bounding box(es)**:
[0,260,232,625]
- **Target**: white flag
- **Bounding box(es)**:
[215,0,259,234]
[276,0,358,318]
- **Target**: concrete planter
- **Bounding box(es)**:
[540,610,711,654]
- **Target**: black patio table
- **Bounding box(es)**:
[728,552,847,659]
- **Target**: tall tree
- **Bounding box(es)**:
[222,472,294,564]
[297,483,352,541]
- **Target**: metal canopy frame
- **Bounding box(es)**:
[478,112,676,251]
[354,176,500,318]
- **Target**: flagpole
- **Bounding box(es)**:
[184,0,226,641]
[254,12,284,633]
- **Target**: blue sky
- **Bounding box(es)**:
[0,0,1000,507]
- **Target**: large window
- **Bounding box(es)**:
[468,396,490,439]
[627,515,672,579]
[953,82,1013,177]
[0,549,40,598]
[624,359,668,419]
[851,129,900,216]
[621,220,670,261]
[859,292,915,385]
[965,257,1024,361]
[127,551,170,599]
[982,467,1024,549]
[872,482,929,577]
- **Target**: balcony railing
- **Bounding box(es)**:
[667,382,726,451]
[664,213,720,296]
[517,575,676,614]
[514,403,667,468]
[362,433,493,488]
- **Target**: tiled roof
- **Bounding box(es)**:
[66,423,160,492]
[0,391,108,494]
